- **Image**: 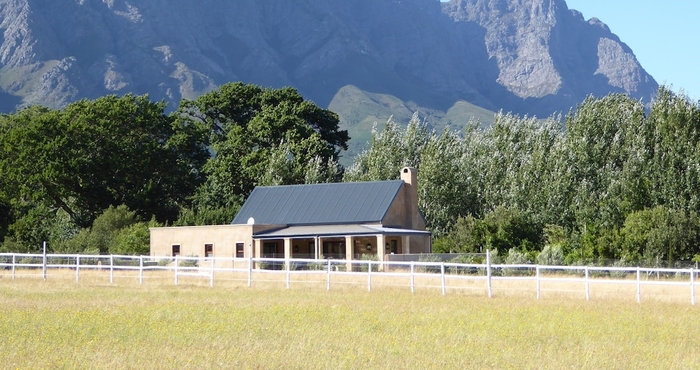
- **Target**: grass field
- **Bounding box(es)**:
[1,272,698,369]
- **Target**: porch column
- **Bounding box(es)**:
[377,234,386,262]
[254,239,263,269]
[402,235,411,254]
[284,238,292,265]
[345,236,354,271]
[316,236,321,259]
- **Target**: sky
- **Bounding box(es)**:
[441,0,700,101]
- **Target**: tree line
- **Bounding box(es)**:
[2,83,699,266]
[0,82,347,254]
[347,87,700,267]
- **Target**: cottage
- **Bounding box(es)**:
[149,167,431,267]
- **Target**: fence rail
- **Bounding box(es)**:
[0,253,697,305]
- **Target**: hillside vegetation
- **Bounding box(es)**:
[329,85,497,164]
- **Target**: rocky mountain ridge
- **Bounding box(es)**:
[0,0,657,130]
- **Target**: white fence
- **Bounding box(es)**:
[0,252,697,305]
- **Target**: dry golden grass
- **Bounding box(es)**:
[0,269,698,369]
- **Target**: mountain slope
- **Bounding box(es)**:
[0,0,657,149]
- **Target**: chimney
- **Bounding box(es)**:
[400,167,420,229]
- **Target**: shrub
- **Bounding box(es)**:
[308,255,328,271]
[177,255,199,268]
[446,254,480,275]
[609,259,631,279]
[357,254,378,272]
[503,248,531,276]
[418,254,442,273]
[537,245,564,266]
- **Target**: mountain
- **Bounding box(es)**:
[0,0,658,158]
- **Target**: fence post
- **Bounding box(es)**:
[11,254,15,280]
[536,265,540,299]
[585,266,590,301]
[410,261,415,293]
[210,257,215,288]
[691,268,695,306]
[486,250,492,298]
[248,255,252,287]
[441,262,446,296]
[42,241,47,281]
[286,259,290,290]
[326,259,331,291]
[367,261,372,292]
[139,256,143,285]
[636,267,641,303]
[174,255,179,286]
[109,255,114,284]
[76,255,80,283]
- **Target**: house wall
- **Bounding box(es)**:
[380,167,429,253]
[382,167,426,231]
[400,167,425,230]
[409,234,431,254]
[149,224,283,268]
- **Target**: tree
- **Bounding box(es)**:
[563,94,647,229]
[439,214,486,253]
[646,87,700,214]
[176,82,348,213]
[418,127,475,236]
[344,114,428,182]
[56,205,139,254]
[0,95,206,231]
[619,206,700,266]
[110,218,162,255]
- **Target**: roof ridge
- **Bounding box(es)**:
[255,179,403,189]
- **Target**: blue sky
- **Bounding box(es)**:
[441,0,700,101]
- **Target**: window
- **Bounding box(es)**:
[172,245,181,256]
[204,244,213,257]
[263,242,278,257]
[323,241,346,259]
[236,243,244,258]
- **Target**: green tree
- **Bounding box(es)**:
[418,127,475,236]
[344,113,429,182]
[57,205,138,254]
[110,218,162,255]
[0,95,206,231]
[439,215,486,253]
[176,82,348,214]
[563,94,647,229]
[619,206,700,266]
[646,87,700,214]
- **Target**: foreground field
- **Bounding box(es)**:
[0,278,698,369]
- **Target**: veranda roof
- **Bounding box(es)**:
[253,224,431,240]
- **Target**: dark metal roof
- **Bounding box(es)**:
[232,180,404,225]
